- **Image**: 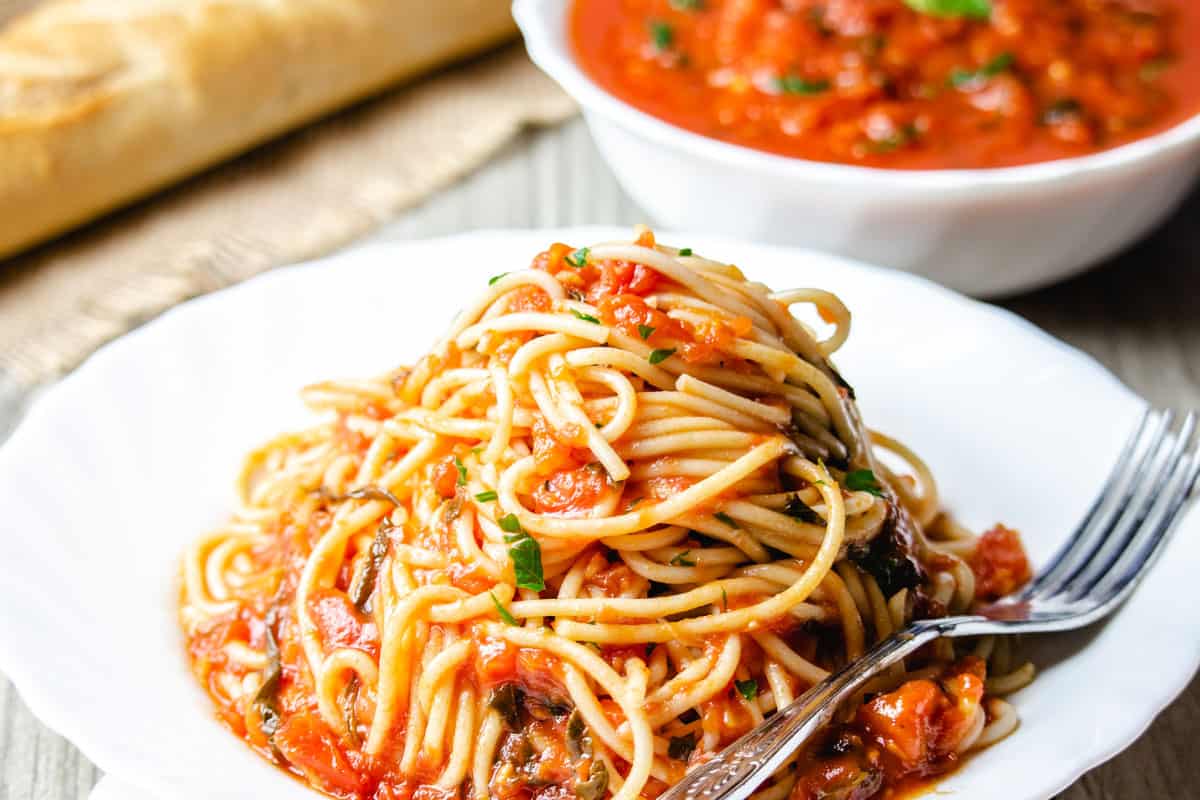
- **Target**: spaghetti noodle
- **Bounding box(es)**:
[180,229,1034,800]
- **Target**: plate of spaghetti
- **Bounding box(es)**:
[0,228,1194,800]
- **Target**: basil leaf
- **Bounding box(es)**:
[349,520,391,612]
[489,272,508,285]
[735,678,758,701]
[677,247,693,256]
[499,513,523,533]
[637,324,656,340]
[648,348,676,365]
[668,732,696,761]
[571,309,601,324]
[488,683,522,727]
[848,527,922,596]
[845,469,884,497]
[904,0,991,18]
[783,494,821,524]
[509,533,545,591]
[490,592,518,625]
[669,0,702,9]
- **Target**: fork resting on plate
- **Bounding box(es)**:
[662,408,1200,800]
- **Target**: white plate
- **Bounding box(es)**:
[0,229,1195,800]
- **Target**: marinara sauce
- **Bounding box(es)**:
[571,0,1200,168]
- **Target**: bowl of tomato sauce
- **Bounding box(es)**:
[514,0,1200,296]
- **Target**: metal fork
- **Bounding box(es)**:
[663,408,1200,800]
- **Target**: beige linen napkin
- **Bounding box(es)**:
[0,42,575,385]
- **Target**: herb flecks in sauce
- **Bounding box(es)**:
[571,0,1196,168]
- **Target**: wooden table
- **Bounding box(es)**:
[0,68,1197,800]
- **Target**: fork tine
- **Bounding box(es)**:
[1025,408,1167,598]
[1020,407,1153,597]
[1087,421,1200,612]
[1062,411,1196,601]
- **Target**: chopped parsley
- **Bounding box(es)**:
[453,455,467,486]
[637,324,656,340]
[474,490,498,503]
[776,75,831,96]
[735,679,758,701]
[490,592,518,626]
[721,587,729,612]
[845,469,884,497]
[949,51,1014,88]
[668,732,696,761]
[499,513,523,534]
[904,0,991,19]
[649,20,674,51]
[488,272,508,285]
[677,247,693,256]
[669,0,702,9]
[565,247,590,268]
[648,348,676,365]
[571,309,601,324]
[714,511,739,528]
[669,550,695,567]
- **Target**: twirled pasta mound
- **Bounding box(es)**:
[181,229,1033,800]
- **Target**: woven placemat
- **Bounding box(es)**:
[0,41,575,385]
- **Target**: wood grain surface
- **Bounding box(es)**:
[0,2,1196,797]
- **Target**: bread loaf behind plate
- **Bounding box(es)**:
[0,0,517,258]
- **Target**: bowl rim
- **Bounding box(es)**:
[513,0,1200,189]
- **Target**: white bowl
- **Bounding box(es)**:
[514,0,1200,297]
[0,229,1197,800]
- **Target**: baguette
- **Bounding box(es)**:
[0,0,517,258]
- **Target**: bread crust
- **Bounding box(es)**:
[0,0,517,258]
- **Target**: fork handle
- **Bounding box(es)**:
[660,622,944,800]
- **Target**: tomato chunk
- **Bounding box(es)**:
[475,636,518,689]
[530,463,612,514]
[274,712,368,796]
[531,416,582,475]
[970,524,1032,601]
[431,454,460,499]
[856,658,986,780]
[308,590,379,657]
